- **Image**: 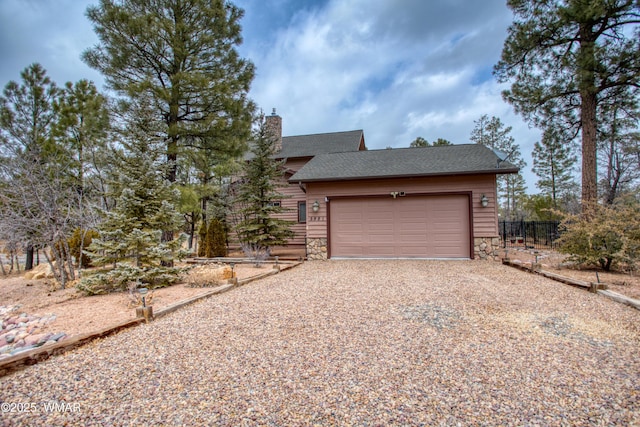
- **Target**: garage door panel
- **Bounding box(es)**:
[330,195,470,258]
[367,246,396,257]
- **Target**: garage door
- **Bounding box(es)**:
[329,195,470,258]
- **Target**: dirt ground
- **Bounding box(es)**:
[0,262,276,338]
[499,248,640,300]
[1,251,638,342]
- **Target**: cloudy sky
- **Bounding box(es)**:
[0,0,542,191]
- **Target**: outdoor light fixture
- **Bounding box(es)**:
[229,262,235,277]
[312,200,320,212]
[480,194,489,208]
[139,287,148,307]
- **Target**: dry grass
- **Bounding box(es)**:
[183,264,234,288]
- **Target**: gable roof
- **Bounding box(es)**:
[277,129,364,158]
[289,144,519,183]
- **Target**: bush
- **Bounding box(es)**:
[68,228,99,268]
[76,263,184,295]
[197,221,207,257]
[184,264,232,287]
[557,202,640,271]
[207,218,227,257]
[198,219,227,257]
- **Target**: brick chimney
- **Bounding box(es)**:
[265,108,282,152]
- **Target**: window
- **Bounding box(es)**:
[298,201,307,223]
[267,201,281,207]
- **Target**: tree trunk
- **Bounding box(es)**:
[63,239,75,281]
[580,91,598,208]
[579,23,598,210]
[25,245,34,270]
[44,246,66,289]
[188,212,195,250]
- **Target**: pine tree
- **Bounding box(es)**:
[197,221,208,257]
[532,126,578,209]
[205,218,227,257]
[494,0,640,207]
[233,115,294,259]
[83,0,255,188]
[470,115,528,219]
[598,88,640,205]
[0,63,61,271]
[79,97,186,295]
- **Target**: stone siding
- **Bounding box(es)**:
[306,238,327,260]
[307,237,499,260]
[474,237,500,260]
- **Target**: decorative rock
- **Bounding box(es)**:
[0,306,66,357]
[50,332,66,342]
[25,333,49,347]
[38,333,53,344]
[11,344,36,356]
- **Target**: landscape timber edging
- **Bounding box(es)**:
[0,318,145,377]
[502,259,640,311]
[597,289,640,311]
[0,261,302,377]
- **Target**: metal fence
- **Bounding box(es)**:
[499,220,561,249]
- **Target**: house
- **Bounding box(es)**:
[263,110,518,260]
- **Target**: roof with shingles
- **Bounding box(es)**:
[277,129,364,158]
[289,144,519,183]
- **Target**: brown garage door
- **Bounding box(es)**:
[330,195,470,258]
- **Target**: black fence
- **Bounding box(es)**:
[499,220,561,249]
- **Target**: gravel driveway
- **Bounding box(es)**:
[1,260,639,426]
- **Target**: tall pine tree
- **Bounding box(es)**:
[494,0,640,207]
[532,126,578,209]
[232,115,294,260]
[0,63,61,271]
[83,0,255,187]
[80,97,186,295]
[598,87,640,204]
[470,115,528,219]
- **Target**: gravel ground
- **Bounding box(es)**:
[1,260,639,426]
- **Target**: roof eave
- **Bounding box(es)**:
[289,167,520,184]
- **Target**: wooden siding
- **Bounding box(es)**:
[283,158,311,173]
[304,174,498,240]
[273,157,313,246]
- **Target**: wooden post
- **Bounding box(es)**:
[135,306,154,322]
